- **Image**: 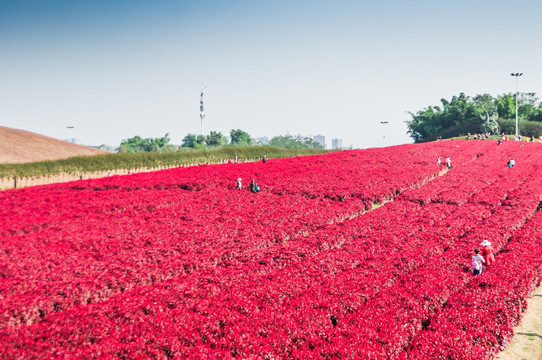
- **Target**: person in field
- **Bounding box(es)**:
[480,239,495,266]
[250,179,260,193]
[236,178,242,190]
[262,155,267,163]
[472,248,485,276]
[437,156,441,166]
[446,156,451,169]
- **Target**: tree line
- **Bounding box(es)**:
[118,129,324,153]
[406,92,542,142]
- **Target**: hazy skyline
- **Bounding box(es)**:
[1,0,541,149]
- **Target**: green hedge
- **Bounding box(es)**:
[0,147,332,178]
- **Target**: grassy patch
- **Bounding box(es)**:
[0,146,332,178]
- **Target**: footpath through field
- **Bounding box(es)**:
[1,140,541,359]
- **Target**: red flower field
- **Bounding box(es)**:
[1,140,542,359]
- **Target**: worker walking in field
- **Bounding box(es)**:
[250,179,260,193]
[437,156,441,166]
[236,178,242,190]
[446,156,451,169]
[472,248,485,276]
[480,239,495,267]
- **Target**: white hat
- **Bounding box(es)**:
[480,239,491,246]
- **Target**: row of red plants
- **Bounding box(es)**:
[0,141,476,326]
[1,140,541,358]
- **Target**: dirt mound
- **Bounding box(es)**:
[0,126,107,164]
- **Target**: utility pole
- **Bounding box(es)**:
[510,73,523,138]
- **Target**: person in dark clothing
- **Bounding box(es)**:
[250,179,260,193]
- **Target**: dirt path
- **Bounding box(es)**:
[496,285,542,360]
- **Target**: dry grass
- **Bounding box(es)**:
[496,286,542,360]
[0,126,106,164]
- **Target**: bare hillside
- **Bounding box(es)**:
[0,126,107,164]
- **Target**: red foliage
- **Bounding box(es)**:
[1,140,542,358]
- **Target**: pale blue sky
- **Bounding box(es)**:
[1,0,541,148]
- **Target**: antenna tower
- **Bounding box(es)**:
[200,85,206,135]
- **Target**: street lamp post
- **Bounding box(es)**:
[510,73,523,138]
[67,126,74,143]
[380,121,388,147]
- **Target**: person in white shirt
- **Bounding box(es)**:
[472,248,485,276]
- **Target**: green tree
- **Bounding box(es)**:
[118,135,146,153]
[496,93,539,122]
[406,93,487,142]
[181,134,197,148]
[495,93,516,120]
[270,135,302,148]
[149,133,172,152]
[518,93,540,122]
[181,133,206,148]
[472,94,497,118]
[196,135,206,147]
[229,129,252,146]
[302,137,325,149]
[118,134,172,153]
[205,131,228,146]
[497,119,516,135]
[535,103,542,122]
[519,120,542,137]
[269,135,324,149]
[406,92,542,142]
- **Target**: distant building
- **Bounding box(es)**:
[313,134,325,148]
[332,138,342,150]
[92,144,116,152]
[254,136,269,145]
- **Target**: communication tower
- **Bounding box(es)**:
[200,86,206,135]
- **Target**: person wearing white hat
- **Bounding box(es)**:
[236,178,242,190]
[480,239,494,266]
